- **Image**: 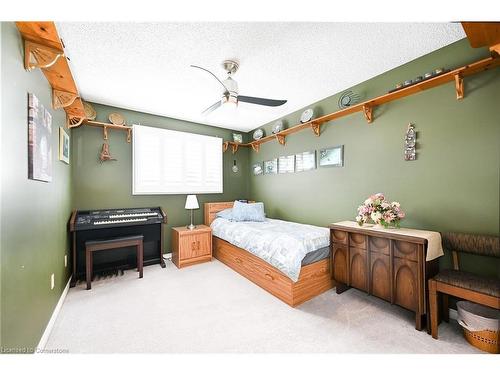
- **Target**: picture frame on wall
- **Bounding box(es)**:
[252,162,263,176]
[278,155,295,174]
[264,159,278,174]
[295,150,316,172]
[59,127,70,164]
[319,145,344,167]
[28,93,53,182]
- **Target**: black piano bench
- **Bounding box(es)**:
[85,235,144,290]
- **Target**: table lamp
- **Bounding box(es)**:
[185,195,199,230]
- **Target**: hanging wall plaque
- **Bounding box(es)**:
[404,123,416,161]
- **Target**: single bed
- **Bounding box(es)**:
[204,201,335,307]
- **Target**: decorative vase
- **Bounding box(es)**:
[372,223,385,229]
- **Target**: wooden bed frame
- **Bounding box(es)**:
[204,202,335,307]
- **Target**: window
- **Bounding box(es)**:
[132,125,223,195]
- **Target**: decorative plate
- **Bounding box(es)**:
[83,101,96,120]
[253,128,264,140]
[272,120,284,134]
[300,108,314,123]
[232,133,243,143]
[109,112,125,126]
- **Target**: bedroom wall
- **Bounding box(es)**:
[247,38,500,278]
[71,103,250,250]
[1,22,73,351]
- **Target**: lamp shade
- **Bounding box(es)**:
[185,195,199,210]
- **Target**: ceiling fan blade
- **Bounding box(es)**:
[202,100,222,115]
[238,95,287,107]
[190,65,229,93]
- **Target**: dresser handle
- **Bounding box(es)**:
[264,273,274,281]
[235,257,242,264]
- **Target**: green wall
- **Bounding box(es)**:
[247,39,500,277]
[1,22,72,351]
[71,103,250,249]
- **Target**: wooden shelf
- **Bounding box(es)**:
[16,22,86,121]
[80,120,133,143]
[225,55,500,153]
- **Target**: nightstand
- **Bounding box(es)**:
[171,225,212,268]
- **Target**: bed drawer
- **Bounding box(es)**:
[214,239,291,296]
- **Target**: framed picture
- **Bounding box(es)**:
[319,145,344,167]
[264,159,278,174]
[28,93,52,182]
[278,155,295,174]
[295,151,316,172]
[59,127,70,164]
[252,162,263,176]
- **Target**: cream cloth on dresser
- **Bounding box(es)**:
[332,221,444,261]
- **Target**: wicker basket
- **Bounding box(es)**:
[462,328,499,354]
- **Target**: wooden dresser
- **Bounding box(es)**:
[171,225,212,268]
[329,221,440,331]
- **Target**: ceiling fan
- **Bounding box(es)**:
[191,59,287,115]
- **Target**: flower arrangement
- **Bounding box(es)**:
[356,193,405,228]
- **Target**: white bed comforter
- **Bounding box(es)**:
[210,218,330,282]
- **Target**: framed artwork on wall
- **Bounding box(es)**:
[278,155,295,173]
[295,151,316,172]
[319,145,344,167]
[252,162,263,176]
[28,93,53,182]
[264,159,278,174]
[59,127,70,164]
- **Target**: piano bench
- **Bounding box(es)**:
[85,235,144,290]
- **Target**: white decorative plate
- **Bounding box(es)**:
[272,120,284,134]
[300,108,314,123]
[253,128,264,140]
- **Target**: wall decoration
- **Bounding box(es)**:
[108,112,126,126]
[99,143,117,163]
[278,155,295,173]
[232,133,243,143]
[83,101,97,120]
[295,151,316,172]
[252,162,263,176]
[338,90,361,109]
[404,123,416,161]
[28,93,53,182]
[319,145,344,167]
[59,127,70,164]
[272,120,284,134]
[300,108,314,123]
[253,128,264,140]
[264,159,278,174]
[390,68,449,93]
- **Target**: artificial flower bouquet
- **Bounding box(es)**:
[356,193,405,228]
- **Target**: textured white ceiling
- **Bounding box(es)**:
[57,22,465,132]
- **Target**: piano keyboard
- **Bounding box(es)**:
[93,218,148,225]
[109,212,159,219]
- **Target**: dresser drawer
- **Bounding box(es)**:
[369,236,390,255]
[331,229,348,245]
[393,240,418,261]
[349,233,366,249]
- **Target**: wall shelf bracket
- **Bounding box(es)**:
[127,129,132,143]
[223,141,229,152]
[311,122,321,136]
[66,115,84,129]
[251,143,260,153]
[490,43,500,56]
[275,134,286,145]
[231,143,239,154]
[363,105,373,124]
[24,40,64,72]
[103,126,109,141]
[455,74,464,100]
[52,89,78,110]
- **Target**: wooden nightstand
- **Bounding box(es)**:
[171,225,212,268]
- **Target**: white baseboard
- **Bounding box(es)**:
[36,277,71,352]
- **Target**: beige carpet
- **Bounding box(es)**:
[45,259,480,353]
